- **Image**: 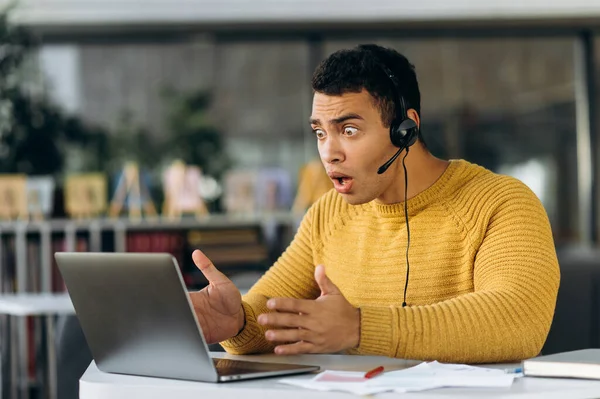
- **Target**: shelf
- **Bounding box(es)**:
[0,212,302,233]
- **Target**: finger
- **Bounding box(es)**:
[192,249,229,285]
[257,312,312,329]
[314,265,341,296]
[265,328,313,343]
[274,341,315,355]
[266,297,315,314]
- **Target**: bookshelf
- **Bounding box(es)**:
[0,211,302,295]
[0,212,302,399]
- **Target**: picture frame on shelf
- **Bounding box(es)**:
[222,169,258,214]
[26,176,55,220]
[255,168,293,212]
[0,174,28,220]
[65,173,108,219]
[162,160,209,220]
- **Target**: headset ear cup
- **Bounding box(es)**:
[391,118,419,148]
[405,126,418,147]
[389,120,402,147]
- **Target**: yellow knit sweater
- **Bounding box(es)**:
[220,159,560,363]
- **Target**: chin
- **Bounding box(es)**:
[338,192,372,206]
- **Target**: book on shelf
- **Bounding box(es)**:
[186,228,268,265]
[126,231,186,267]
[200,244,268,265]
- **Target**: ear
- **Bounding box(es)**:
[407,108,420,129]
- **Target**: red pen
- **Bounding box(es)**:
[364,366,384,379]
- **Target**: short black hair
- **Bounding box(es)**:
[311,44,424,144]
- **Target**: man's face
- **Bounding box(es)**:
[310,89,400,205]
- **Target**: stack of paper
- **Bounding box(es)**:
[279,361,520,395]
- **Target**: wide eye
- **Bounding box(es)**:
[314,129,326,140]
[344,127,358,136]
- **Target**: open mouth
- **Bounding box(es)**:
[328,172,354,193]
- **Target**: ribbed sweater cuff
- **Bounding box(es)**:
[356,306,395,356]
[219,299,269,354]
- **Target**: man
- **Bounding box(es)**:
[189,44,560,363]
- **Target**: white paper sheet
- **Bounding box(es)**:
[278,361,518,396]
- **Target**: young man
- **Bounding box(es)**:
[189,44,560,363]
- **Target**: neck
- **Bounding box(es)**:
[376,143,449,205]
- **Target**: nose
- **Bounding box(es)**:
[319,136,345,165]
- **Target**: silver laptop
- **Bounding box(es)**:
[54,252,320,382]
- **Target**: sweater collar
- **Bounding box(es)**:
[371,159,465,217]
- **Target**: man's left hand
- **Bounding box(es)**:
[257,265,360,355]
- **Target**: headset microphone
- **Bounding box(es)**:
[377,148,403,175]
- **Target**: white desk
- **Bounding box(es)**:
[0,293,75,399]
[80,352,600,399]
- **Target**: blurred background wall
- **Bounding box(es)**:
[3,0,599,245]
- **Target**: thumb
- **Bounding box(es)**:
[192,249,230,285]
[315,265,340,296]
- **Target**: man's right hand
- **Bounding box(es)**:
[189,249,244,344]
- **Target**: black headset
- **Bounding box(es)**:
[375,60,420,175]
[370,52,418,307]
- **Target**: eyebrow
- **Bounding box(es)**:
[309,113,364,126]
